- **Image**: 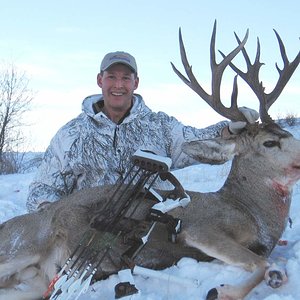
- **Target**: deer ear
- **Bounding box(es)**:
[182,138,237,164]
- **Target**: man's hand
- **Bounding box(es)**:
[228,107,259,134]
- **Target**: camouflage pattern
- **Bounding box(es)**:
[26,94,226,211]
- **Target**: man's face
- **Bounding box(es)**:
[97,64,139,113]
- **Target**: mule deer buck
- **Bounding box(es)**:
[0,21,300,300]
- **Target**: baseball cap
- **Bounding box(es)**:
[100,51,137,74]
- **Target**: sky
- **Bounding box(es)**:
[0,0,299,151]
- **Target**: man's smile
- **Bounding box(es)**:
[111,92,125,96]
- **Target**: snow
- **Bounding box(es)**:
[1,124,300,299]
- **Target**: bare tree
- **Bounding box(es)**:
[0,63,34,174]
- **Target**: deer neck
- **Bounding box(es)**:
[221,157,292,233]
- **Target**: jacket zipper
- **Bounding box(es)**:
[113,125,119,149]
[111,104,132,150]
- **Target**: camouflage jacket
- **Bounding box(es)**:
[26,94,226,211]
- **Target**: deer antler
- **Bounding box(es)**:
[220,29,300,123]
[171,20,249,122]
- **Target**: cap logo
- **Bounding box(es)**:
[110,54,131,63]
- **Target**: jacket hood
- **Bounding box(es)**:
[81,93,151,124]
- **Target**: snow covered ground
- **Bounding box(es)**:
[1,123,300,299]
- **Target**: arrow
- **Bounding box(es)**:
[71,247,111,300]
[49,233,96,299]
[63,263,92,300]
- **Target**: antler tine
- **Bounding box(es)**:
[171,20,249,122]
[222,30,300,123]
[220,34,271,122]
[268,30,300,110]
[210,22,249,121]
[171,28,210,100]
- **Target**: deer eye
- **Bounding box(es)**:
[263,140,280,148]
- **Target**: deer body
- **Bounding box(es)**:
[1,22,299,299]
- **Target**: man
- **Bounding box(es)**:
[26,51,258,211]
